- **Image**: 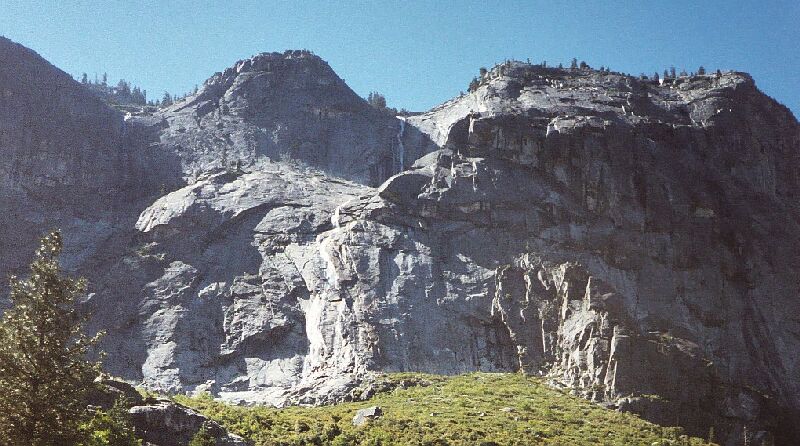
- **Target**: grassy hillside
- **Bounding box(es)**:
[175,373,714,446]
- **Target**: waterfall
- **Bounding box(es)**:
[396,117,406,173]
[472,160,479,192]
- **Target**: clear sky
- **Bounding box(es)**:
[1,0,798,115]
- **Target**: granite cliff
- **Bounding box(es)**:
[1,37,799,445]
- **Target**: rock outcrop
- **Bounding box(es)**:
[322,63,800,444]
[1,38,799,445]
[149,50,427,186]
[129,401,248,446]
[89,165,369,406]
[89,378,247,446]
[352,406,382,426]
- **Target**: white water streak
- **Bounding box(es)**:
[396,117,406,173]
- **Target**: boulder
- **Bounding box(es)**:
[87,376,145,409]
[129,401,248,446]
[352,406,383,426]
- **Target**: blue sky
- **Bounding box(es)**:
[1,0,798,115]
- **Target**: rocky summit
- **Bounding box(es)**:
[1,37,799,445]
[152,50,414,186]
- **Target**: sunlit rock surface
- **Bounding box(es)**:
[2,38,799,445]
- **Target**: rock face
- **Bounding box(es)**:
[328,63,800,444]
[0,37,127,203]
[0,36,178,284]
[90,165,369,405]
[2,38,799,445]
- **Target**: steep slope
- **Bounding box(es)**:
[0,36,174,280]
[300,63,799,445]
[0,40,395,405]
[73,51,446,408]
[0,36,124,200]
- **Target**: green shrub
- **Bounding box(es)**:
[188,425,216,446]
[79,401,141,446]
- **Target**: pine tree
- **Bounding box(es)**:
[116,80,131,102]
[161,92,173,106]
[468,77,479,92]
[367,91,387,109]
[570,58,578,70]
[0,231,102,446]
[131,87,146,105]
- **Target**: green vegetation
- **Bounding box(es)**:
[188,425,217,446]
[468,76,480,92]
[0,231,102,446]
[176,373,715,446]
[367,91,387,109]
[365,91,410,116]
[79,401,141,446]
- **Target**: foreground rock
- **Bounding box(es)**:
[88,376,146,409]
[352,406,383,426]
[90,378,248,446]
[130,401,248,446]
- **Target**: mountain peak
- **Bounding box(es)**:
[154,50,406,185]
[194,49,343,105]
